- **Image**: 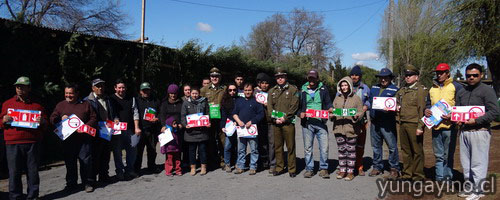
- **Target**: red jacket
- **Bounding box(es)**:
[0,96,47,144]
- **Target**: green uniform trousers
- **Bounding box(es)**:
[400,122,425,181]
[273,124,296,174]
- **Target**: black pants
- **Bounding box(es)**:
[135,128,158,171]
[188,141,207,165]
[91,136,111,180]
[257,122,271,168]
[63,134,93,186]
[6,143,40,200]
[207,119,224,167]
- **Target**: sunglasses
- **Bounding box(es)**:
[465,74,480,78]
[228,89,237,92]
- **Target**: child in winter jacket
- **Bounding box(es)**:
[161,116,182,176]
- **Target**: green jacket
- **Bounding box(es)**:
[396,81,428,130]
[200,83,227,105]
[267,83,300,124]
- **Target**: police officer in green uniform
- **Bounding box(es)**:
[396,64,429,181]
[267,68,300,177]
[200,67,227,169]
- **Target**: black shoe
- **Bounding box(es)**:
[63,184,79,193]
[289,173,296,178]
[85,184,94,193]
[273,170,284,176]
[99,175,112,183]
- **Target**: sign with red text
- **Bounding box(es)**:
[7,108,41,129]
[451,106,485,122]
[186,113,210,127]
[143,107,157,121]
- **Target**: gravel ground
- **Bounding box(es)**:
[1,120,389,200]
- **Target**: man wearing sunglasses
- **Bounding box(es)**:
[424,63,463,182]
[455,63,499,199]
[396,64,429,182]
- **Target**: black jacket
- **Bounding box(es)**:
[181,97,210,142]
[456,82,499,131]
[160,98,183,126]
[137,95,161,130]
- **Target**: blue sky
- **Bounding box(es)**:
[123,0,389,70]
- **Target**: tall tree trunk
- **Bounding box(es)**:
[486,53,500,98]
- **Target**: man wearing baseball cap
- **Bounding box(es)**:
[1,76,48,199]
[135,82,161,174]
[84,78,118,183]
[367,68,400,178]
[424,63,463,182]
[298,69,332,179]
[396,64,429,182]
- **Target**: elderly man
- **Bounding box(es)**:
[1,77,47,199]
[368,68,400,178]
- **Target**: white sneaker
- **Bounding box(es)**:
[465,193,485,200]
[458,191,471,198]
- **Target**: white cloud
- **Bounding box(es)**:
[355,61,364,65]
[352,52,379,61]
[197,22,213,32]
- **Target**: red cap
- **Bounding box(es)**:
[434,63,450,71]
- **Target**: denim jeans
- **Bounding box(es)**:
[224,134,237,165]
[370,123,399,171]
[6,143,40,200]
[302,121,329,171]
[111,130,138,175]
[432,128,456,180]
[237,137,259,170]
[188,141,207,165]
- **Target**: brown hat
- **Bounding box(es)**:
[404,64,419,76]
[209,67,221,76]
[274,67,287,77]
[307,69,319,79]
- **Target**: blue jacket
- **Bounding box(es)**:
[298,82,333,124]
[232,96,264,124]
[368,83,399,124]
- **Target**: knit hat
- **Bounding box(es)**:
[165,116,175,127]
[256,73,272,83]
[167,84,179,94]
[350,65,362,76]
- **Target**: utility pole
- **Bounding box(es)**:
[388,0,394,72]
[140,0,146,83]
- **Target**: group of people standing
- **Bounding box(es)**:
[0,63,498,200]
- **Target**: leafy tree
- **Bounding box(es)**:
[447,0,500,96]
[1,0,129,38]
[378,0,463,87]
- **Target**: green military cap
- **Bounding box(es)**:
[209,67,221,76]
[274,67,287,77]
[14,76,31,86]
[140,82,151,90]
[404,64,419,76]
